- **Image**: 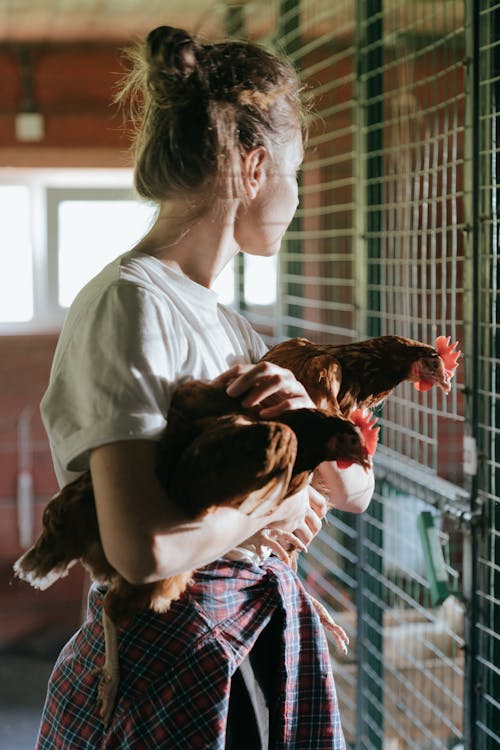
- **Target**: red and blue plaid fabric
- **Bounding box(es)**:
[37,557,345,749]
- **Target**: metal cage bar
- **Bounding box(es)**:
[473,0,500,746]
[354,3,384,748]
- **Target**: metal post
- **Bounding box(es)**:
[225,2,246,312]
[463,0,480,745]
[475,1,500,745]
[354,2,384,748]
[491,2,500,742]
[277,0,303,338]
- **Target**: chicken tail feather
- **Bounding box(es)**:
[13,472,111,590]
[13,540,76,590]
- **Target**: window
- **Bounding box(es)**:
[48,190,157,309]
[0,169,236,333]
[244,255,277,305]
[0,169,279,333]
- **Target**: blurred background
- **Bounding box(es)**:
[0,1,498,748]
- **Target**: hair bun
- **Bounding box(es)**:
[146,26,199,79]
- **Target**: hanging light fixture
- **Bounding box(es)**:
[15,46,44,142]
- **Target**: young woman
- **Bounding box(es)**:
[37,25,374,749]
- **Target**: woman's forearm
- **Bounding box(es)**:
[147,487,311,582]
[317,461,375,513]
[90,441,269,584]
[146,507,265,581]
[90,438,312,585]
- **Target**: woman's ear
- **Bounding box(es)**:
[241,147,268,200]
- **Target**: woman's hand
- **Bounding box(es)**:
[317,460,375,514]
[267,484,327,548]
[213,363,326,562]
[287,485,328,549]
[238,484,328,562]
[213,361,316,417]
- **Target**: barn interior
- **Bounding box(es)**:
[0,1,498,748]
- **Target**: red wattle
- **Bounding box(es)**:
[336,459,353,469]
[414,380,433,392]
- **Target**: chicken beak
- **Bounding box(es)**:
[361,452,372,472]
[353,445,372,471]
[423,358,453,394]
[437,372,452,394]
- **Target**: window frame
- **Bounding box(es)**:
[46,186,153,313]
[0,168,142,335]
[0,167,277,335]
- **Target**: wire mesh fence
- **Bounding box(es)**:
[473,0,500,745]
[231,0,499,746]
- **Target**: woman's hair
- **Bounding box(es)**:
[116,26,305,203]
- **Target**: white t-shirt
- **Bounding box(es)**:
[41,250,267,488]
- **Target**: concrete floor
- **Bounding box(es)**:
[0,653,54,750]
[0,561,82,750]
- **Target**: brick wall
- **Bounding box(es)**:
[0,335,89,652]
[0,42,125,651]
[0,44,128,153]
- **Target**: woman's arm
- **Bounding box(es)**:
[316,460,375,514]
[90,439,310,584]
[90,360,318,585]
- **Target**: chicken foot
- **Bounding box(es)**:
[244,528,349,655]
[308,595,349,655]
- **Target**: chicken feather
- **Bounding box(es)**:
[262,334,460,416]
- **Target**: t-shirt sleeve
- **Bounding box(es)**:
[41,282,176,476]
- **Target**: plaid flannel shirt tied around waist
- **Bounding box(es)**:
[37,556,345,749]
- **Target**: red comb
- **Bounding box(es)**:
[336,409,379,469]
[350,409,380,455]
[435,335,461,377]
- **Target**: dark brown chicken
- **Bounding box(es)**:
[158,379,370,515]
[262,334,460,417]
[14,379,369,723]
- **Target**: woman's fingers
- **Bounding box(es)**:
[236,528,307,565]
[292,518,317,548]
[225,362,283,398]
[267,486,310,533]
[216,361,316,414]
[211,363,252,389]
[258,395,314,418]
[290,487,327,547]
[308,486,328,519]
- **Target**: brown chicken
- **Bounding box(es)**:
[262,334,460,416]
[14,378,369,724]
